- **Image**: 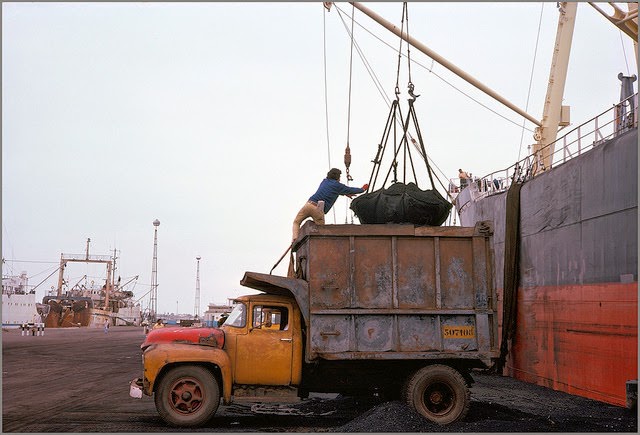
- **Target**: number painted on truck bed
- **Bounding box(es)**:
[442,325,475,339]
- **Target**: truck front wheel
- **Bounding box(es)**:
[404,364,470,425]
[154,365,220,427]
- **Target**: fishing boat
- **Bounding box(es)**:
[41,239,142,328]
[327,2,637,408]
[1,271,40,327]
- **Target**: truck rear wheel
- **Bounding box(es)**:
[154,365,220,427]
[404,364,470,425]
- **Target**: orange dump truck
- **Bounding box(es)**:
[129,221,498,427]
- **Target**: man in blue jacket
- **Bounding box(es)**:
[292,168,368,242]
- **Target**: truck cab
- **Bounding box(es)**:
[132,293,305,427]
[221,294,303,391]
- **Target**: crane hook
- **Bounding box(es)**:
[344,143,353,181]
[408,82,420,101]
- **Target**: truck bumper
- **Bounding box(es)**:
[129,378,143,399]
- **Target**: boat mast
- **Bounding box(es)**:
[105,253,112,310]
[56,253,65,297]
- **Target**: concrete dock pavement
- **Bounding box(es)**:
[2,326,158,432]
[2,325,636,432]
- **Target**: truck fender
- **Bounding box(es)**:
[143,343,233,403]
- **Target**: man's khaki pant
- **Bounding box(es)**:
[292,201,325,241]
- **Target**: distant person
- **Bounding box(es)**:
[459,169,470,188]
[292,168,368,241]
[104,320,110,334]
[152,319,164,330]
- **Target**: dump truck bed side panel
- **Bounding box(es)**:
[294,222,497,365]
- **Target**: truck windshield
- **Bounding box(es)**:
[224,302,246,328]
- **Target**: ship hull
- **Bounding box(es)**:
[43,302,142,328]
[43,297,93,328]
[457,128,638,407]
[511,281,636,406]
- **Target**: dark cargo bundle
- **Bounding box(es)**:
[350,181,452,226]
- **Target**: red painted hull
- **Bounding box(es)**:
[499,282,638,406]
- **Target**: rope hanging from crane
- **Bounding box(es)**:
[350,2,452,226]
[344,3,356,183]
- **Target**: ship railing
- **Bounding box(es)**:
[552,93,638,166]
[458,92,638,208]
[448,175,509,197]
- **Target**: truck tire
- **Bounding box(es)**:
[404,364,470,425]
[154,365,220,427]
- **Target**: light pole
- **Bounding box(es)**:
[149,219,160,322]
[194,256,201,320]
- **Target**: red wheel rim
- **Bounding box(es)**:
[168,377,205,415]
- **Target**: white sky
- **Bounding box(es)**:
[2,2,636,315]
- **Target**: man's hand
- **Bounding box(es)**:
[362,183,369,191]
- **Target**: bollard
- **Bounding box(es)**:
[626,380,637,409]
[40,323,45,336]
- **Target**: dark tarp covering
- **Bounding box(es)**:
[350,182,452,226]
[497,180,522,374]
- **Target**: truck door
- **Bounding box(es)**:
[234,303,294,385]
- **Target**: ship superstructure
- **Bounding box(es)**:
[2,271,39,326]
